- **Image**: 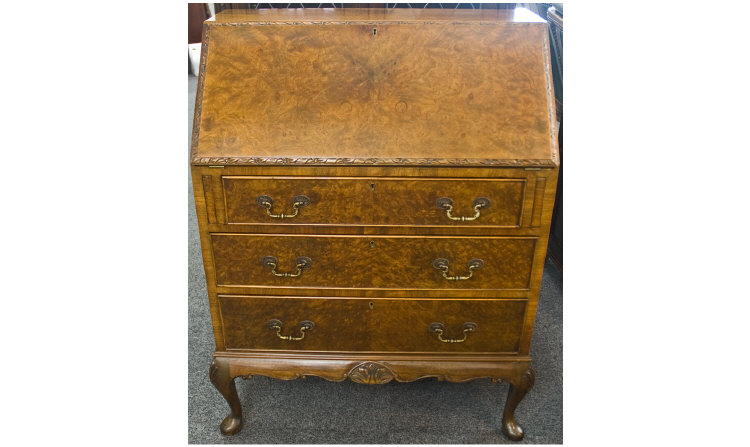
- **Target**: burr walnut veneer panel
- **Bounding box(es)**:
[192,10,557,167]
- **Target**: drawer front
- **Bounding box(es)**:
[222,176,525,227]
[211,234,536,290]
[219,295,526,353]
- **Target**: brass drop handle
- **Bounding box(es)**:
[436,197,490,221]
[257,195,310,219]
[433,258,484,281]
[429,322,478,343]
[267,319,315,341]
[261,256,312,277]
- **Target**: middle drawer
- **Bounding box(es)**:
[211,234,536,291]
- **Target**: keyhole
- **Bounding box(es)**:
[373,28,377,36]
[369,302,374,310]
[370,183,375,191]
[369,241,375,248]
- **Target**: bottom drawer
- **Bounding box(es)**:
[219,295,526,354]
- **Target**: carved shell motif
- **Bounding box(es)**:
[347,362,395,385]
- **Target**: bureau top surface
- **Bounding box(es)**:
[191,8,558,167]
[208,7,547,24]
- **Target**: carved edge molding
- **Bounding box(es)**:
[191,156,558,167]
[222,360,507,385]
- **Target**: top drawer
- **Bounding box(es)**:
[222,176,526,227]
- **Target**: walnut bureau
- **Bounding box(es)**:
[191,7,558,441]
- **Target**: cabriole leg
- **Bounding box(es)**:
[501,366,535,441]
[209,358,243,435]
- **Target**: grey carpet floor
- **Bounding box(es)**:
[188,74,563,444]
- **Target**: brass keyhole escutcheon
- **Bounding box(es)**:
[369,241,375,248]
[370,183,375,191]
[369,302,374,310]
